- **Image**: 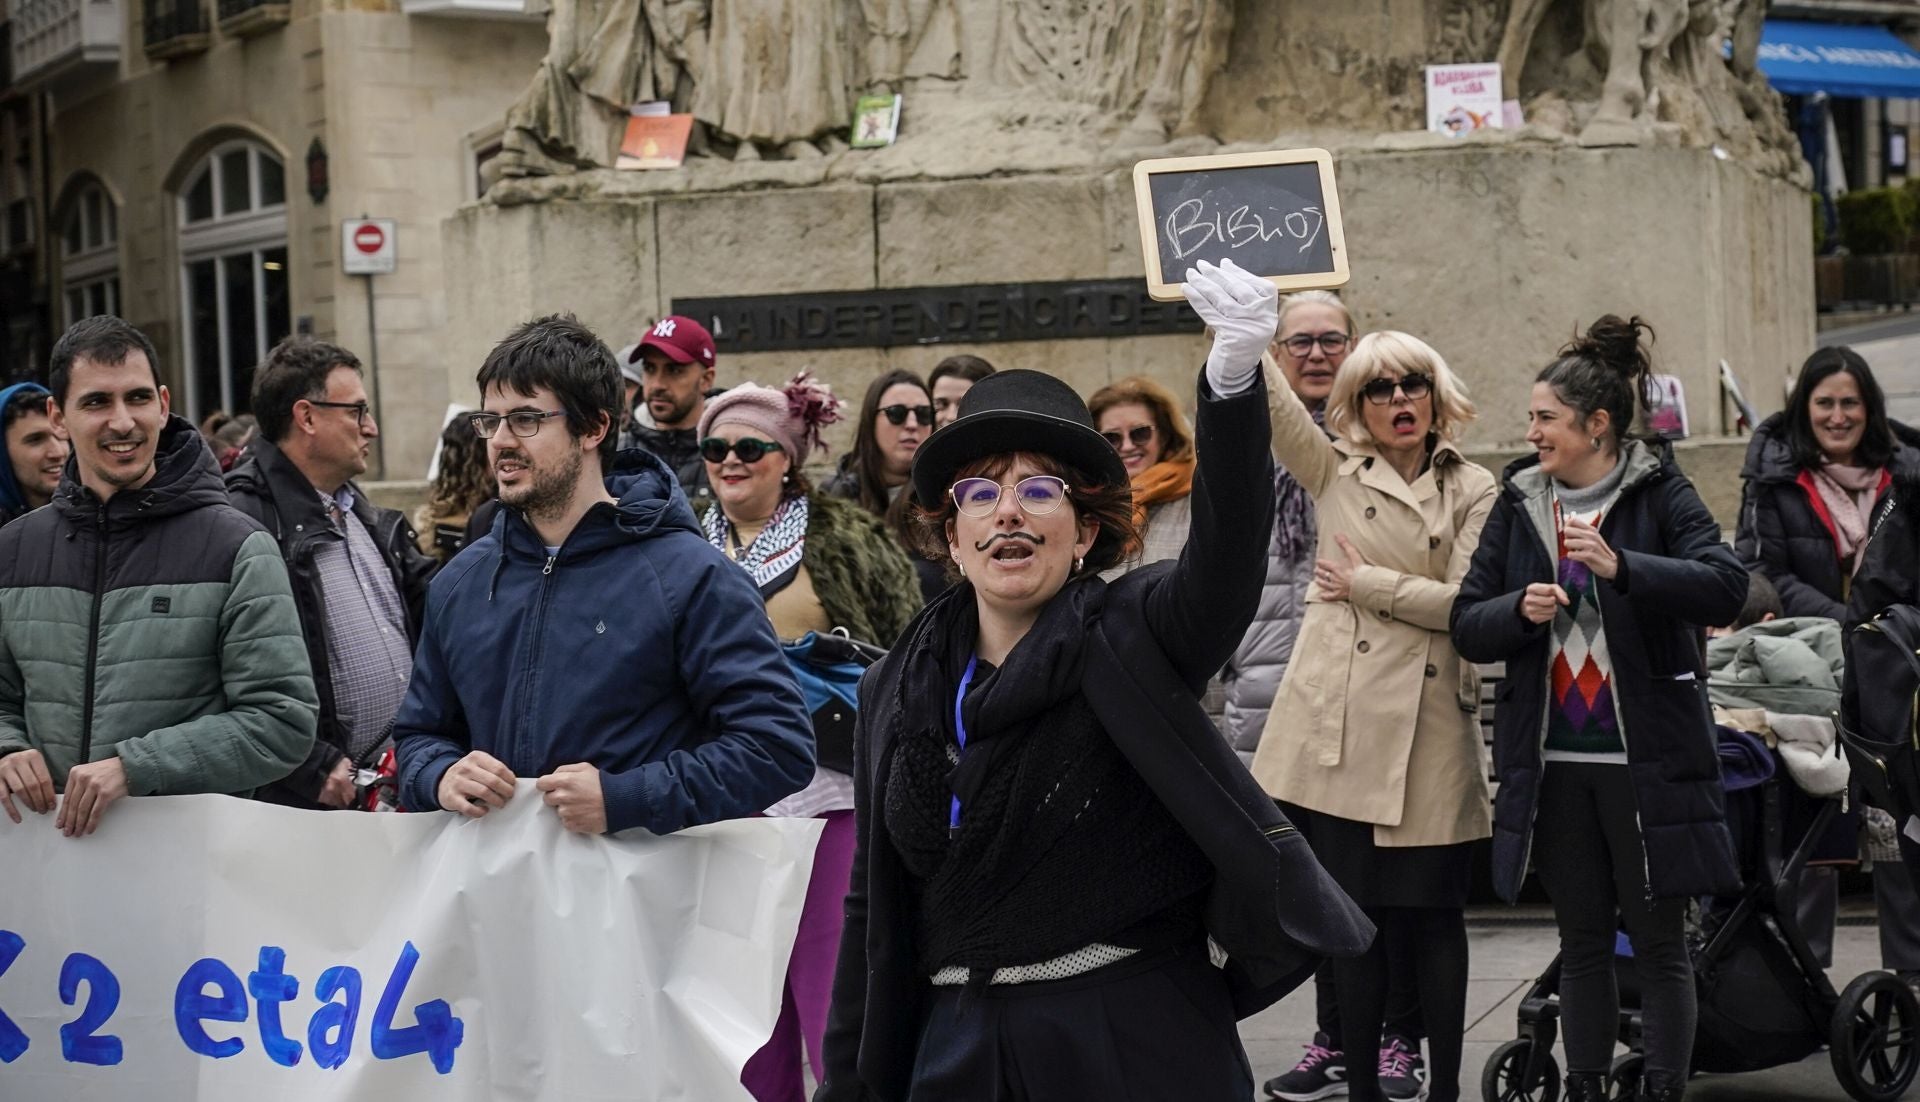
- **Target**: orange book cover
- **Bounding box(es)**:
[616,114,693,170]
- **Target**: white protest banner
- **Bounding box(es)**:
[0,785,822,1101]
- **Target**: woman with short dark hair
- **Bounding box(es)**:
[817,260,1370,1102]
[928,354,996,429]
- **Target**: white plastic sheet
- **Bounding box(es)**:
[0,784,822,1101]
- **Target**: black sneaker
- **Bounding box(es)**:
[1265,1032,1348,1100]
[1379,1033,1427,1100]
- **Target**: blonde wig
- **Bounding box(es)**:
[1325,330,1477,448]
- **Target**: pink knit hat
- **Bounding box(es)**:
[697,371,843,465]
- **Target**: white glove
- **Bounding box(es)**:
[1182,258,1279,397]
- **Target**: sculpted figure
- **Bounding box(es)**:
[498,0,706,176]
[995,0,1229,139]
[693,0,853,158]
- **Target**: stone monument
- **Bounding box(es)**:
[445,0,1812,469]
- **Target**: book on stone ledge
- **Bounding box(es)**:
[851,94,902,149]
[616,114,693,170]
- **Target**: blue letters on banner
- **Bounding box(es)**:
[307,965,363,1070]
[369,941,463,1075]
[175,958,249,1059]
[58,953,124,1066]
[0,930,28,1063]
[248,947,302,1068]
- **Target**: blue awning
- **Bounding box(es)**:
[1759,20,1920,99]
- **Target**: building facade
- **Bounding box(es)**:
[1,0,544,476]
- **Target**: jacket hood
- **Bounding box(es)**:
[1747,410,1920,485]
[492,446,702,563]
[1502,436,1669,501]
[0,382,51,516]
[54,414,230,525]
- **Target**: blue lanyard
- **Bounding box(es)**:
[949,654,979,830]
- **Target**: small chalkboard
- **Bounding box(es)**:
[1133,148,1350,302]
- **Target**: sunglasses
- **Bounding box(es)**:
[470,410,567,438]
[1362,373,1433,406]
[950,475,1070,518]
[1280,332,1352,357]
[880,404,935,427]
[1101,425,1155,450]
[700,437,782,464]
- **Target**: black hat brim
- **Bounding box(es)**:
[911,409,1131,509]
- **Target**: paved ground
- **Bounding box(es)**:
[1238,914,1897,1101]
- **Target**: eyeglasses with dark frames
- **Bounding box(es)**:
[308,400,372,427]
[1361,373,1434,406]
[1280,332,1352,358]
[700,437,782,464]
[949,475,1071,518]
[880,404,935,427]
[1101,425,1155,450]
[469,410,568,439]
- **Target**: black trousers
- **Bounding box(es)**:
[907,945,1253,1101]
[1533,763,1695,1080]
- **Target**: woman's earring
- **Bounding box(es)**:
[782,474,791,484]
[1075,556,1085,573]
[1591,436,1602,451]
[957,561,966,577]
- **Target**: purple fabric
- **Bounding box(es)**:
[740,809,858,1102]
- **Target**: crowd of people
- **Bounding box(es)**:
[0,264,1916,1102]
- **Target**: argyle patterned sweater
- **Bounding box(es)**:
[1544,467,1630,763]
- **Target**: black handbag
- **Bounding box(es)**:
[1842,605,1920,867]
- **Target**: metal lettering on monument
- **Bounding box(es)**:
[671,282,1202,352]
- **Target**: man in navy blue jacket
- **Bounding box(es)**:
[393,315,813,834]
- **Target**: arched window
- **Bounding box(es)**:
[61,182,120,327]
[177,140,289,418]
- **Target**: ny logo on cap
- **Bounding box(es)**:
[653,319,677,338]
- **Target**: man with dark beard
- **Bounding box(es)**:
[391,314,813,836]
[618,314,716,513]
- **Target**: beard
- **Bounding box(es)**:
[498,446,583,521]
[649,389,701,428]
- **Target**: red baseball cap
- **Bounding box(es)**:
[633,315,716,368]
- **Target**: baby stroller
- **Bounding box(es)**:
[1480,763,1920,1102]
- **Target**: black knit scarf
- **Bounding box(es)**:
[884,578,1210,972]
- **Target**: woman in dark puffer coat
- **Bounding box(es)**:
[1736,346,1920,620]
[1452,317,1745,1102]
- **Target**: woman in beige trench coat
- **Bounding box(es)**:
[1250,331,1495,1102]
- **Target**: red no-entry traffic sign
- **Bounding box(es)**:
[341,218,397,275]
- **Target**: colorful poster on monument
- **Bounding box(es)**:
[851,94,902,149]
[1646,374,1690,439]
[616,114,694,169]
[1425,63,1504,137]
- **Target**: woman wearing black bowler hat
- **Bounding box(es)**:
[815,259,1374,1102]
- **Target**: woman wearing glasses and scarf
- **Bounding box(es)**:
[816,260,1371,1102]
[696,372,923,1102]
[1089,376,1198,577]
[1249,330,1496,1102]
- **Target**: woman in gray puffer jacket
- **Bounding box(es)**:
[1219,290,1353,764]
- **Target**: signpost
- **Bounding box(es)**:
[341,217,395,476]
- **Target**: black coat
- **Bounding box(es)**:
[1450,444,1746,903]
[226,438,437,807]
[1848,467,1920,634]
[1735,413,1920,620]
[815,376,1373,1102]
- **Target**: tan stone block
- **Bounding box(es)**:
[877,176,1108,286]
[656,186,876,298]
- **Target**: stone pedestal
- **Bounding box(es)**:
[442,135,1812,457]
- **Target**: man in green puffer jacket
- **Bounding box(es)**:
[0,317,317,836]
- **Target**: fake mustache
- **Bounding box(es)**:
[974,532,1045,553]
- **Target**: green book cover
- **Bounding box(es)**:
[851,94,901,149]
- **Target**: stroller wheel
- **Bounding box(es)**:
[1481,1038,1562,1102]
[1605,1053,1643,1100]
[1830,971,1920,1102]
